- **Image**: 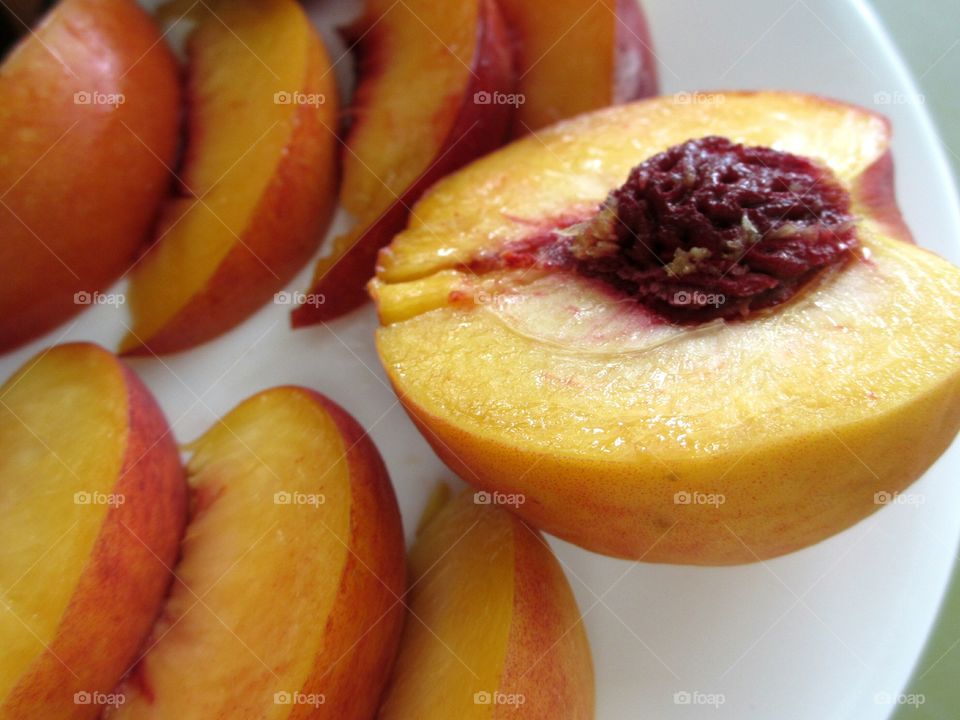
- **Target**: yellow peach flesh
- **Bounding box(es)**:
[111,390,352,718]
[0,343,185,719]
[122,0,336,352]
[378,490,593,718]
[378,492,514,719]
[371,92,960,563]
[496,0,616,131]
[338,0,481,231]
[109,386,404,719]
[0,347,126,699]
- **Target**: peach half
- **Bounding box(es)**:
[0,343,185,718]
[121,0,338,355]
[292,0,513,325]
[377,487,594,719]
[109,387,405,719]
[370,92,960,564]
[0,0,180,352]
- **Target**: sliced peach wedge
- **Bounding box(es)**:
[108,387,405,719]
[496,0,659,135]
[121,0,338,355]
[0,343,185,718]
[291,0,513,325]
[378,487,594,719]
[370,92,960,565]
[0,0,180,352]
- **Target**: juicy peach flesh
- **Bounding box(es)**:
[370,92,960,564]
[496,0,658,134]
[377,489,593,719]
[338,0,490,221]
[121,0,338,354]
[0,343,185,718]
[489,134,860,323]
[0,348,125,700]
[292,0,513,323]
[109,387,405,719]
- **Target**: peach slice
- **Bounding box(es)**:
[291,0,513,325]
[109,387,405,719]
[497,0,659,135]
[121,0,338,355]
[370,92,960,564]
[0,343,185,718]
[378,488,594,719]
[0,0,180,352]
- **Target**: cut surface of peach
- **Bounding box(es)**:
[0,343,184,718]
[121,0,337,354]
[371,92,960,564]
[378,489,593,719]
[110,387,405,719]
[496,0,658,134]
[292,0,513,324]
[0,0,179,351]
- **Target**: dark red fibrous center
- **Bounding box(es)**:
[569,136,857,322]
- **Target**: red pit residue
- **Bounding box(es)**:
[484,137,858,323]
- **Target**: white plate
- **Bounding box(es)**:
[4,0,959,718]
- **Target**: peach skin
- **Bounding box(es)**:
[291,0,513,325]
[121,0,338,355]
[0,0,180,352]
[377,488,594,719]
[0,343,186,719]
[496,0,659,135]
[108,387,405,719]
[369,92,960,564]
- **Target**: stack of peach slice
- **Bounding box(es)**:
[0,346,407,719]
[294,0,659,324]
[0,0,340,355]
[0,345,595,718]
[0,0,658,351]
[370,92,960,564]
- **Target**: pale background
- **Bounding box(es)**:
[873,2,960,717]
